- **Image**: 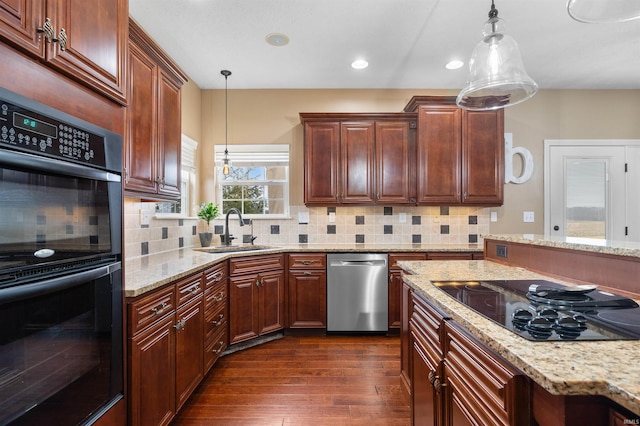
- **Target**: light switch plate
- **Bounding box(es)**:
[328,212,336,223]
[491,211,498,222]
[398,213,406,223]
[298,211,309,224]
[140,209,151,226]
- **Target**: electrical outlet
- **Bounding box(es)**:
[496,245,508,258]
[523,211,535,223]
[399,213,406,223]
[298,211,309,224]
[328,212,336,223]
[491,211,498,222]
[139,209,151,226]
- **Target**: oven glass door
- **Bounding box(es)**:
[0,149,121,285]
[0,264,122,425]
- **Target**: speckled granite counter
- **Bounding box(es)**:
[484,234,640,258]
[124,243,482,298]
[399,259,640,415]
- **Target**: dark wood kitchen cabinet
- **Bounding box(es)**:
[229,254,285,344]
[408,290,531,426]
[125,18,187,199]
[300,113,416,206]
[389,253,427,331]
[0,0,127,104]
[287,253,327,328]
[203,262,228,373]
[128,272,204,426]
[404,96,504,206]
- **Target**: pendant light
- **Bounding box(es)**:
[456,0,538,111]
[221,69,231,176]
[567,0,640,23]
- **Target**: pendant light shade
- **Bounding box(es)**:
[456,1,538,111]
[567,0,640,23]
[221,69,231,176]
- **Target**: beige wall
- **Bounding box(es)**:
[184,86,640,235]
[181,79,202,143]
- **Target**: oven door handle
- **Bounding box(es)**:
[0,261,121,305]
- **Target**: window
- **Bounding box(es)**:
[215,144,290,218]
[155,135,198,217]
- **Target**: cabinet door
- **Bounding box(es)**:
[416,106,461,204]
[175,297,204,410]
[340,122,375,204]
[461,109,504,205]
[47,0,127,104]
[389,270,402,329]
[304,121,340,205]
[157,69,181,197]
[376,121,413,204]
[125,41,158,193]
[258,270,285,335]
[288,269,326,328]
[229,274,259,344]
[129,315,176,426]
[0,0,44,55]
[401,282,412,395]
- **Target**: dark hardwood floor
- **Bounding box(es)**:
[171,334,410,425]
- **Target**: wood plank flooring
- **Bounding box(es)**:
[171,334,410,425]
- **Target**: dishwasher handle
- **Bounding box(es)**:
[329,259,387,267]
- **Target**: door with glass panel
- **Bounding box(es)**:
[546,144,626,241]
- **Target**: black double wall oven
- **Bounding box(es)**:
[0,88,123,425]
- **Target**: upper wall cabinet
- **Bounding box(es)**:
[0,0,128,105]
[300,113,417,206]
[125,18,187,199]
[405,96,505,206]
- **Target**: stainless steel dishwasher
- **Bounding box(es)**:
[327,253,389,332]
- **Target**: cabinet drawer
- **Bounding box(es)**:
[427,252,474,260]
[444,321,531,426]
[389,253,428,269]
[204,301,228,342]
[128,285,176,336]
[288,253,326,269]
[229,254,284,276]
[204,282,227,312]
[204,328,227,372]
[176,273,203,306]
[411,292,448,364]
[203,262,227,290]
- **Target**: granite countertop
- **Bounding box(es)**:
[399,259,640,415]
[484,233,640,258]
[124,243,482,298]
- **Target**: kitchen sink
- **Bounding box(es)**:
[195,245,275,253]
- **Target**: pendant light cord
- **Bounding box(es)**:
[221,70,232,157]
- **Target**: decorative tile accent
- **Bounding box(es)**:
[192,226,197,235]
[214,225,224,234]
[142,224,149,229]
[179,219,184,226]
[441,225,450,234]
[440,206,449,215]
[412,234,422,243]
[412,216,421,225]
[37,215,46,225]
[355,234,365,243]
[271,225,280,234]
[298,234,308,243]
[66,206,74,215]
[243,235,253,243]
[37,234,45,244]
[179,237,184,248]
[141,242,149,256]
[162,227,168,239]
[327,225,336,234]
[469,234,478,243]
[90,235,99,244]
[355,216,365,225]
[384,225,393,234]
[89,216,98,225]
[327,207,336,214]
[66,225,74,234]
[384,207,393,215]
[469,216,478,225]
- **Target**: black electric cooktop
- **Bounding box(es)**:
[433,279,640,341]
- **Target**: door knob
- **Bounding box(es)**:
[553,226,560,231]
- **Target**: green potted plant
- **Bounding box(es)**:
[197,202,219,247]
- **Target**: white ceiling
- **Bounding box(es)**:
[129,0,640,90]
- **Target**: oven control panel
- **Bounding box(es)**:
[0,98,106,167]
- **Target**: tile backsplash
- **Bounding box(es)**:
[124,198,490,258]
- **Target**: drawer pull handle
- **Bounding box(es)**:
[151,302,167,316]
[209,271,223,282]
[303,271,312,276]
[301,260,314,265]
[189,285,201,295]
[212,341,225,354]
[211,313,225,326]
[173,318,186,332]
[213,291,225,302]
[428,370,436,385]
[433,377,443,394]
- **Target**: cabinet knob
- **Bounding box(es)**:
[37,18,55,43]
[213,291,224,302]
[212,341,225,354]
[57,28,68,51]
[151,302,168,316]
[433,377,443,394]
[211,313,225,327]
[188,285,201,295]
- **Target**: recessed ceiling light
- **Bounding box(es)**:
[351,59,369,70]
[265,33,289,46]
[445,60,464,70]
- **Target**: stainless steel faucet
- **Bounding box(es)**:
[223,208,244,246]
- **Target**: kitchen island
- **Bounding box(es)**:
[399,234,640,424]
